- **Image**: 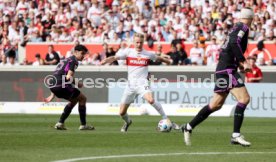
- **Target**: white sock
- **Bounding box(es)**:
[121,114,131,123]
[151,102,167,119]
[232,132,240,138]
[186,123,192,130]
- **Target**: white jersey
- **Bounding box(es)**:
[205,44,220,66]
[116,48,157,84]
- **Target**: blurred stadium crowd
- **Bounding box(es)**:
[0,0,275,66]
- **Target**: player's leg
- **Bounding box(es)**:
[230,86,251,146]
[77,92,95,130]
[188,92,229,129]
[143,92,167,119]
[51,87,78,130]
[183,92,228,145]
[120,103,132,132]
[142,90,180,129]
[55,99,78,130]
[119,87,136,132]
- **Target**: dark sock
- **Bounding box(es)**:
[189,105,214,129]
[79,105,86,125]
[233,102,247,133]
[59,103,74,123]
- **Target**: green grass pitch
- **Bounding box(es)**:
[0,114,276,162]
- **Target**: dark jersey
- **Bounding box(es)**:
[53,55,79,86]
[216,22,249,71]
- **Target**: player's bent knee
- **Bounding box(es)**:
[119,104,129,116]
[147,98,155,105]
[119,111,126,116]
[78,95,87,105]
[211,105,222,111]
[238,96,250,105]
[209,103,223,111]
[119,109,127,116]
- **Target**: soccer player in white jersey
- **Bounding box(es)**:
[101,33,177,132]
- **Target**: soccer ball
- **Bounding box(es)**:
[157,119,172,132]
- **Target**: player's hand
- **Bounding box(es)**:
[166,59,173,65]
[100,60,105,65]
[78,82,83,88]
[44,93,55,103]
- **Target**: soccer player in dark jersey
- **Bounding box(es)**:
[182,8,254,146]
[44,44,95,130]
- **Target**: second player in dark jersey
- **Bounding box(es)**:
[217,22,249,71]
[53,55,79,89]
[214,22,251,93]
[182,8,254,147]
[44,44,95,131]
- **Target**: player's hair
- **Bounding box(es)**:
[134,33,145,40]
[240,7,254,19]
[74,44,88,54]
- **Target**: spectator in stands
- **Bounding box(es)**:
[44,45,60,65]
[171,30,183,47]
[205,36,220,66]
[29,30,43,42]
[1,0,276,66]
[58,27,72,42]
[21,58,31,65]
[189,40,204,65]
[266,29,275,41]
[6,47,19,66]
[18,18,28,41]
[111,32,122,43]
[0,54,7,66]
[89,52,102,65]
[245,56,263,83]
[32,53,44,66]
[167,44,180,65]
[175,42,189,65]
[258,58,267,66]
[66,40,80,58]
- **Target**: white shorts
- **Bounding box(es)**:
[120,83,152,104]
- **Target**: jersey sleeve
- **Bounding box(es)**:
[69,59,78,72]
[148,51,157,61]
[230,24,249,63]
[116,48,128,60]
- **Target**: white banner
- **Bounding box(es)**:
[0,102,234,117]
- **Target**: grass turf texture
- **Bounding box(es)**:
[0,114,275,162]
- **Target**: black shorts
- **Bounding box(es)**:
[214,69,245,93]
[50,85,80,100]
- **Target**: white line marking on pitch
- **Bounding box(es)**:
[52,152,276,162]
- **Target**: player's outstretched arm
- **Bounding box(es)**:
[101,56,118,65]
[156,56,172,65]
